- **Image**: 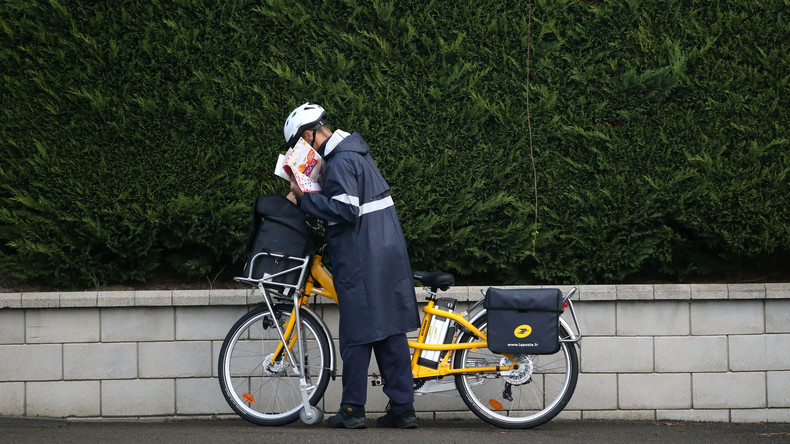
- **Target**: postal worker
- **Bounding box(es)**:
[284,103,421,429]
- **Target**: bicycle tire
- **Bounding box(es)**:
[453,314,579,429]
[218,305,332,426]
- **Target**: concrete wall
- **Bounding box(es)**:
[1,284,788,422]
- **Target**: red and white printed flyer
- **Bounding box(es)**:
[274,138,324,192]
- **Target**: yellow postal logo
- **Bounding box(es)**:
[514,324,532,338]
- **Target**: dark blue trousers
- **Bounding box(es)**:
[340,333,414,406]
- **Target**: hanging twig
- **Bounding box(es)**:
[526,0,539,256]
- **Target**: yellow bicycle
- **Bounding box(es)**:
[218,244,582,429]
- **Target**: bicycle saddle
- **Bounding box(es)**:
[413,271,455,291]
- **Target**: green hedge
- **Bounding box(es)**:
[1,0,788,289]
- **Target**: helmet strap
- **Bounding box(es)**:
[307,120,326,149]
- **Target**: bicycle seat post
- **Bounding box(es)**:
[424,286,439,301]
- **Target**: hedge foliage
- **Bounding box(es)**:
[1,0,788,289]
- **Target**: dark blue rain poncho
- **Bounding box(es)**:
[298,131,420,347]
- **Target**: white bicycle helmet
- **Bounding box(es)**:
[283,102,327,148]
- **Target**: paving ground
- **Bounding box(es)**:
[1,417,789,444]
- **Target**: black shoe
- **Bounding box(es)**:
[327,403,367,429]
[376,403,418,429]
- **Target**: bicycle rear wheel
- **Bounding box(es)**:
[453,314,579,429]
[218,305,331,426]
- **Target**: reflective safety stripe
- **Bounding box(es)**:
[359,195,394,216]
[330,194,394,217]
[331,193,360,207]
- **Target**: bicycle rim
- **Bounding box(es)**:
[218,306,330,425]
[454,316,578,429]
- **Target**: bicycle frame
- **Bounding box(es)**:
[230,249,584,427]
[295,254,517,378]
[239,252,580,382]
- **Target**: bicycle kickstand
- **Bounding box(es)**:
[291,289,324,425]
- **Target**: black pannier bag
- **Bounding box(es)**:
[484,288,563,354]
[242,195,314,290]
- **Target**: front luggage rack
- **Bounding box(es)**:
[234,251,311,298]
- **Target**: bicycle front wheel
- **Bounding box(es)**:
[453,314,579,429]
[218,305,331,426]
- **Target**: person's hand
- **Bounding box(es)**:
[289,179,304,199]
[285,191,297,204]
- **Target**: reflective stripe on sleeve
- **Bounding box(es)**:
[331,193,360,207]
[359,196,394,216]
[330,194,394,217]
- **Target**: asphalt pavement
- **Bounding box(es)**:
[1,417,790,444]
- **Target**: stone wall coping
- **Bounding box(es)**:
[1,283,788,309]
